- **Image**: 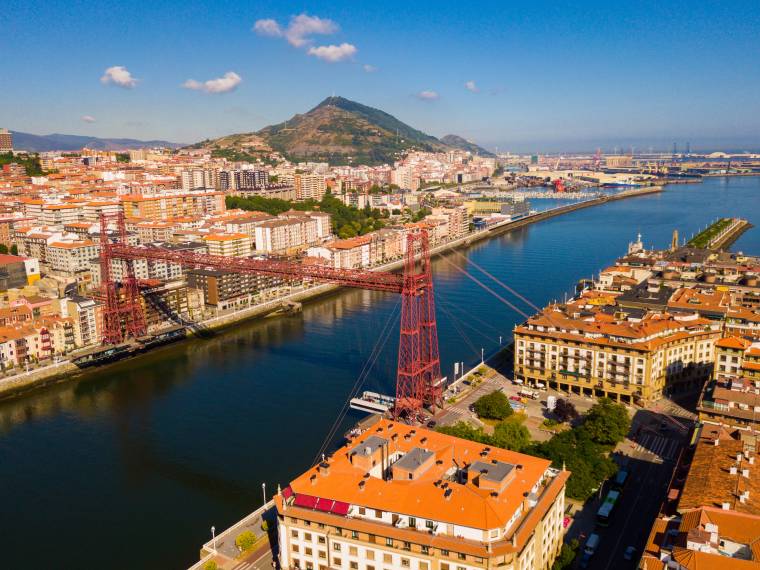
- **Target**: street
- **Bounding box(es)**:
[436,365,696,568]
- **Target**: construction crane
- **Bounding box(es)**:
[97,213,442,420]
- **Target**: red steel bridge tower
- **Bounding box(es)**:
[97,214,442,418]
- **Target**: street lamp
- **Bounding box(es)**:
[211,526,217,553]
[499,336,503,346]
[481,348,484,363]
[262,482,267,505]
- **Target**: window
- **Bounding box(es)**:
[458,553,466,561]
[421,546,430,555]
[420,563,429,570]
[305,521,312,527]
[441,563,450,570]
[318,523,325,529]
[441,550,449,557]
[375,510,384,519]
[334,544,342,552]
[318,537,326,544]
[366,551,375,561]
[386,538,394,547]
[305,548,313,556]
[293,558,301,569]
[349,547,358,556]
[306,562,313,570]
[401,558,410,568]
[350,563,358,570]
[425,520,434,530]
[359,507,366,515]
[292,545,300,553]
[305,533,312,541]
[352,531,359,540]
[292,530,299,538]
[290,518,299,524]
[334,559,342,567]
[409,517,416,528]
[318,550,326,560]
[384,554,393,564]
[367,566,375,570]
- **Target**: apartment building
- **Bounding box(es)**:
[0,128,12,152]
[295,174,327,201]
[276,419,569,570]
[46,240,100,276]
[430,206,470,239]
[121,191,225,221]
[308,237,371,269]
[180,169,217,191]
[186,269,284,310]
[514,296,721,403]
[202,233,252,257]
[63,296,99,347]
[698,336,760,431]
[254,218,319,255]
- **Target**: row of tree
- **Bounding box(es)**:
[438,394,630,501]
[225,193,389,239]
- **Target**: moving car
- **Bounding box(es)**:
[623,546,636,560]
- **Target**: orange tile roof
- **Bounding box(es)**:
[717,336,754,350]
[287,418,557,531]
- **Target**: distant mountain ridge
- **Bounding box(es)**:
[440,134,495,157]
[10,131,183,152]
[192,96,493,165]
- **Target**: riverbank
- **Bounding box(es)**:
[0,186,661,402]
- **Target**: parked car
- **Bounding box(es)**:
[468,404,475,413]
[623,546,636,560]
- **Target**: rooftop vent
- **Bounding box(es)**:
[358,480,366,491]
[743,469,750,478]
[730,466,737,475]
[444,488,453,500]
[722,502,730,510]
[421,437,428,445]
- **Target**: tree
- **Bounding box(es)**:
[473,390,513,420]
[10,244,18,255]
[582,398,631,446]
[554,398,579,423]
[552,540,579,570]
[491,417,531,452]
[437,421,488,443]
[0,244,7,254]
[235,530,257,552]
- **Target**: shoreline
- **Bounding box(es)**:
[0,186,662,402]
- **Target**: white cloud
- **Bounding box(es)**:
[183,71,242,94]
[307,43,357,63]
[363,64,377,73]
[285,14,338,47]
[464,80,479,93]
[81,115,96,123]
[253,18,282,37]
[254,13,338,48]
[101,66,138,89]
[416,90,439,101]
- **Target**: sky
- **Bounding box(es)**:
[2,0,759,152]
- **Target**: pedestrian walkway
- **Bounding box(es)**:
[632,433,680,462]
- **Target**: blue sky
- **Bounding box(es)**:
[2,0,759,152]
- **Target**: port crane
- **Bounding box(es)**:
[96,213,442,420]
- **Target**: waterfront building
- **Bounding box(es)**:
[186,269,285,310]
[276,418,569,570]
[0,254,40,290]
[254,217,321,255]
[513,296,721,403]
[46,239,100,277]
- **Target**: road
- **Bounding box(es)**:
[436,365,696,568]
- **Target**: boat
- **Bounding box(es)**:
[349,391,396,414]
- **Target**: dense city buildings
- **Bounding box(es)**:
[277,419,569,570]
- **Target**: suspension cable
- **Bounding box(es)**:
[311,298,401,465]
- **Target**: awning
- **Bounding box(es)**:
[282,486,294,499]
[331,501,350,516]
[315,498,334,512]
[293,494,318,509]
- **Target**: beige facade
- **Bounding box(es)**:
[202,233,252,257]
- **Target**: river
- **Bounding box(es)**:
[1,176,759,569]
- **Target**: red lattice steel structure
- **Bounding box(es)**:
[98,214,442,418]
